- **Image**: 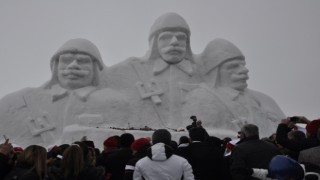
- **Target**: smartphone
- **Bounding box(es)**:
[289,116,300,123]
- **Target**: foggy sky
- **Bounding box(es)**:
[0,0,319,119]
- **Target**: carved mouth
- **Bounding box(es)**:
[167,49,182,55]
[61,70,90,79]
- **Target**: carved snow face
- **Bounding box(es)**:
[57,53,94,90]
[157,31,187,64]
[217,58,249,91]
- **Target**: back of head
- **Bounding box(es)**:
[241,124,259,138]
[131,138,151,152]
[18,145,47,178]
[152,129,172,145]
[189,127,207,142]
[62,145,84,178]
[103,136,119,149]
[73,141,89,160]
[169,140,178,150]
[288,130,306,141]
[179,136,190,145]
[268,155,304,180]
[120,133,135,148]
[306,119,320,138]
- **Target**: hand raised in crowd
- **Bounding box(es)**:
[0,138,13,156]
[296,116,311,124]
[281,117,295,128]
[281,116,311,128]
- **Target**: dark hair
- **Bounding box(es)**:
[169,140,178,150]
[189,127,207,142]
[120,133,135,148]
[288,130,306,141]
[179,136,190,145]
[152,129,171,145]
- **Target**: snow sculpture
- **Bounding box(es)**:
[0,13,287,148]
[181,39,285,137]
[104,12,202,129]
[0,38,131,147]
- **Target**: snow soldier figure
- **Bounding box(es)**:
[182,38,285,137]
[104,12,202,129]
[0,38,130,147]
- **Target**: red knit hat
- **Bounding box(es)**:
[131,138,151,152]
[306,119,320,136]
[103,136,118,148]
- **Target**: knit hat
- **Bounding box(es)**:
[12,144,24,153]
[268,155,304,180]
[103,136,118,148]
[306,119,320,136]
[130,138,151,152]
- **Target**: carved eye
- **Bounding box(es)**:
[176,34,187,41]
[77,56,91,64]
[159,34,172,41]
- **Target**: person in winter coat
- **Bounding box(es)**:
[133,129,194,180]
[4,145,47,180]
[124,138,151,180]
[276,117,320,160]
[230,124,281,180]
[0,139,13,179]
[176,127,225,180]
[48,143,104,180]
[103,133,134,180]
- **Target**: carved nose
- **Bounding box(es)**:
[67,59,81,69]
[169,36,179,45]
[240,66,249,74]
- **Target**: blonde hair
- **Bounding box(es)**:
[17,145,47,179]
[61,145,84,178]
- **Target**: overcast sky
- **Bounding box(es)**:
[0,1,319,119]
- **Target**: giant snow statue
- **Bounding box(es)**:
[181,38,286,137]
[0,13,287,148]
[104,12,202,129]
[0,38,131,147]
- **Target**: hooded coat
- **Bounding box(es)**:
[133,143,194,180]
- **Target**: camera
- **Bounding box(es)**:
[187,115,198,130]
[289,116,300,123]
[190,115,197,122]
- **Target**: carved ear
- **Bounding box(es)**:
[91,61,100,87]
[42,60,59,89]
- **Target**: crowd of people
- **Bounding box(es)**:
[0,116,320,180]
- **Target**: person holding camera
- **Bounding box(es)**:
[186,116,198,131]
[276,116,320,160]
